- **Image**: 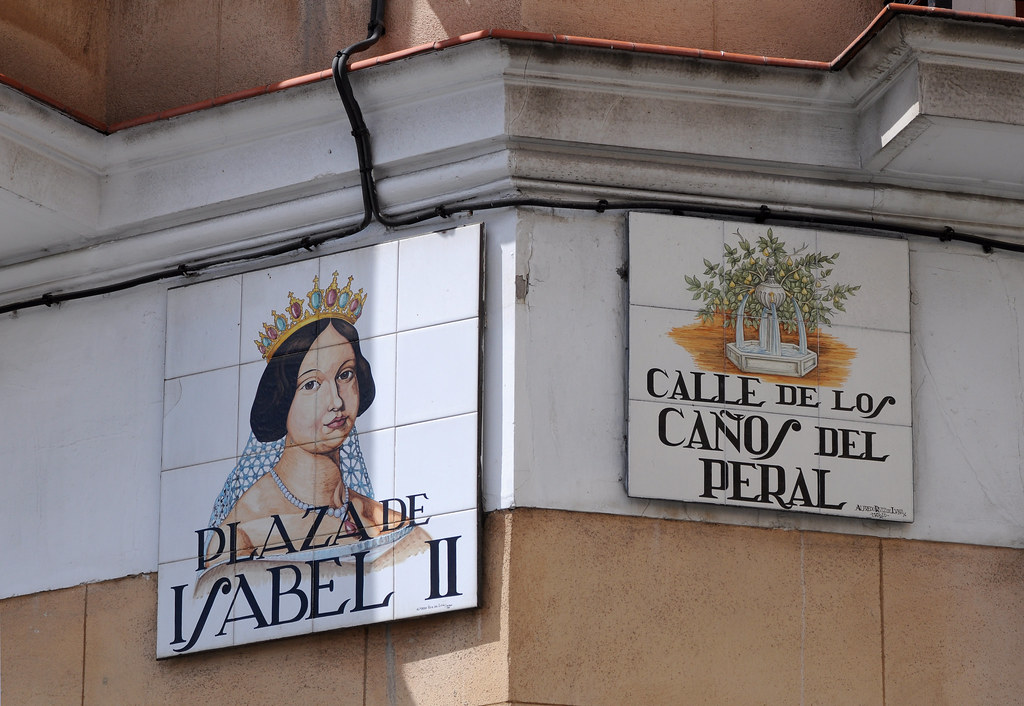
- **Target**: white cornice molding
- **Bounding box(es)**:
[2,16,1023,307]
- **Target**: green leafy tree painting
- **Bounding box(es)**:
[684,228,860,333]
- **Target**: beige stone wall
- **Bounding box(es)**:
[5,508,1021,704]
[0,511,512,705]
[0,0,879,126]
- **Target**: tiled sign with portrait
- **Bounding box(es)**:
[628,214,913,521]
[157,225,481,657]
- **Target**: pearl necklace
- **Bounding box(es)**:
[269,468,350,519]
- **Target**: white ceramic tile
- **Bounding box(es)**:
[727,322,822,419]
[392,508,478,621]
[627,399,726,502]
[819,325,912,427]
[629,398,831,516]
[165,275,242,379]
[630,303,826,421]
[394,413,478,520]
[627,217,914,523]
[723,222,818,263]
[397,224,481,331]
[815,231,910,333]
[319,240,399,341]
[721,223,819,335]
[748,361,823,424]
[629,216,825,341]
[629,304,726,407]
[291,326,376,457]
[239,258,321,365]
[165,527,410,652]
[227,562,314,647]
[354,426,396,507]
[628,213,724,311]
[156,557,235,658]
[722,407,823,515]
[813,418,913,521]
[162,367,239,471]
[395,318,479,426]
[236,332,396,458]
[310,554,395,633]
[236,358,266,456]
[159,459,236,566]
[354,333,396,433]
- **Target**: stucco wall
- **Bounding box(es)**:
[1,17,1023,703]
[507,510,1024,705]
[2,206,1023,600]
[0,511,512,705]
[512,210,1024,548]
[0,283,166,597]
[0,0,880,125]
[3,509,1022,704]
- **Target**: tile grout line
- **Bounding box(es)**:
[879,538,887,705]
[385,624,397,705]
[362,626,370,706]
[504,510,516,704]
[80,585,88,705]
[800,531,805,706]
[392,244,401,496]
[236,273,245,470]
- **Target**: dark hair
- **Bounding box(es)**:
[250,318,375,442]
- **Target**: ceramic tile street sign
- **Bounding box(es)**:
[628,214,913,521]
[157,225,481,657]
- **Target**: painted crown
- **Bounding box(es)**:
[254,272,366,361]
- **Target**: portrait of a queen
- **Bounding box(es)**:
[204,272,428,573]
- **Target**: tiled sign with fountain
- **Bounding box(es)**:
[157,225,481,657]
[627,213,912,521]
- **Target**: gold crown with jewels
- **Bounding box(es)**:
[254,272,366,360]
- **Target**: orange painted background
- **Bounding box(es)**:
[668,314,857,387]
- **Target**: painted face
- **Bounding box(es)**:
[285,324,360,453]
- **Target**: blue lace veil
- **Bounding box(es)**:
[208,429,375,528]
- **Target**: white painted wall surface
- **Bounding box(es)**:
[0,284,166,598]
[1,212,1021,599]
[0,216,518,599]
[512,209,1024,548]
[3,18,1024,599]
